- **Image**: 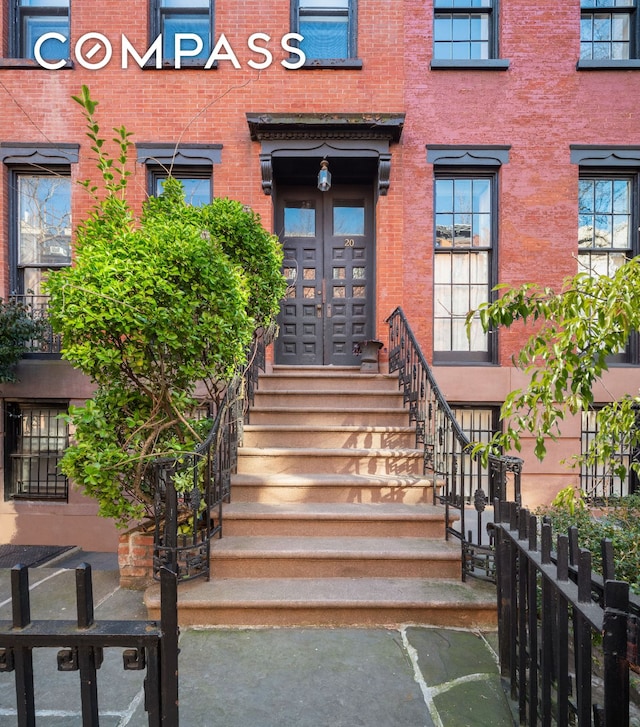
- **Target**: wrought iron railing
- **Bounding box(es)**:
[152,325,275,582]
[11,294,62,354]
[386,306,523,580]
[495,501,639,727]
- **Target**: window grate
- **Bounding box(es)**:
[6,404,68,501]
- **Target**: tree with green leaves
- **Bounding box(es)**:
[0,298,45,383]
[45,86,286,526]
[467,257,640,488]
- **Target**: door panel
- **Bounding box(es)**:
[276,186,374,366]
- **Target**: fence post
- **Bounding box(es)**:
[76,564,100,727]
[11,565,35,727]
[603,580,630,727]
[160,566,179,726]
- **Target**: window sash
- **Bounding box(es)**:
[154,0,212,60]
[433,1,494,60]
[15,173,72,296]
[434,175,494,358]
[16,1,69,59]
[294,0,354,59]
[150,169,212,206]
[580,9,634,59]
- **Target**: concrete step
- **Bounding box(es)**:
[253,390,404,409]
[220,502,448,538]
[236,446,424,476]
[242,425,416,449]
[247,407,410,427]
[256,371,401,392]
[144,576,498,628]
[208,536,461,579]
[230,473,436,504]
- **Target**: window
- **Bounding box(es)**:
[432,0,508,68]
[152,169,212,206]
[433,174,495,362]
[12,0,70,60]
[137,143,221,203]
[5,403,68,501]
[153,0,212,62]
[581,409,639,498]
[578,173,637,361]
[291,0,360,66]
[580,0,636,61]
[12,171,72,297]
[451,405,500,497]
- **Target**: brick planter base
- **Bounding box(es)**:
[118,523,155,590]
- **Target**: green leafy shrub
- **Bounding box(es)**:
[0,298,45,383]
[45,87,285,527]
[538,486,640,595]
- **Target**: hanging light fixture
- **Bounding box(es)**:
[317,158,331,192]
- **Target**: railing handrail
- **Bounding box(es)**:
[386,306,523,580]
[152,323,276,582]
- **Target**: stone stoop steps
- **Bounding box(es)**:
[144,366,496,627]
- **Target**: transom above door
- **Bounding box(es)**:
[275,185,374,366]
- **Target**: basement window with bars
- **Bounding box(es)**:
[580,408,639,499]
[5,402,69,501]
[450,405,500,499]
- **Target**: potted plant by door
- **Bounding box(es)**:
[353,339,384,373]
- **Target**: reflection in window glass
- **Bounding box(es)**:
[580,3,633,60]
[298,0,350,59]
[434,175,492,356]
[333,203,365,235]
[160,0,210,60]
[156,176,211,206]
[18,0,69,60]
[284,202,316,237]
[18,175,72,269]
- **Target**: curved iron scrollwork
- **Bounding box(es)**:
[152,325,276,583]
[386,307,523,581]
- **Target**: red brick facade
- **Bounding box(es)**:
[1,1,639,549]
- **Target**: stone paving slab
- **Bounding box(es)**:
[0,560,515,726]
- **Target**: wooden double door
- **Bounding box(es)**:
[275,185,375,366]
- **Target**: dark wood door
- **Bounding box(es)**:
[275,185,375,366]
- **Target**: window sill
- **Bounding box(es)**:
[0,58,73,70]
[432,354,496,365]
[298,58,363,70]
[577,59,640,71]
[430,59,510,71]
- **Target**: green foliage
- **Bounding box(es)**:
[538,488,640,595]
[0,298,45,383]
[467,258,640,480]
[45,87,285,527]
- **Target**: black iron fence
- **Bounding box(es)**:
[152,325,275,582]
[386,307,522,579]
[495,500,640,727]
[0,563,179,726]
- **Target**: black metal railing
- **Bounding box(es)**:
[495,500,639,727]
[0,562,179,726]
[386,307,523,580]
[152,325,275,583]
[11,294,62,354]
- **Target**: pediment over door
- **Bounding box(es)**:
[246,112,405,197]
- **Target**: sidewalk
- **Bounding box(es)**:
[0,550,515,726]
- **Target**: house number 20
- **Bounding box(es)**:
[344,239,355,247]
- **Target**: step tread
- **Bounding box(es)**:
[243,425,414,433]
[238,446,423,457]
[145,577,495,609]
[222,502,448,521]
[231,472,435,485]
[210,535,460,559]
